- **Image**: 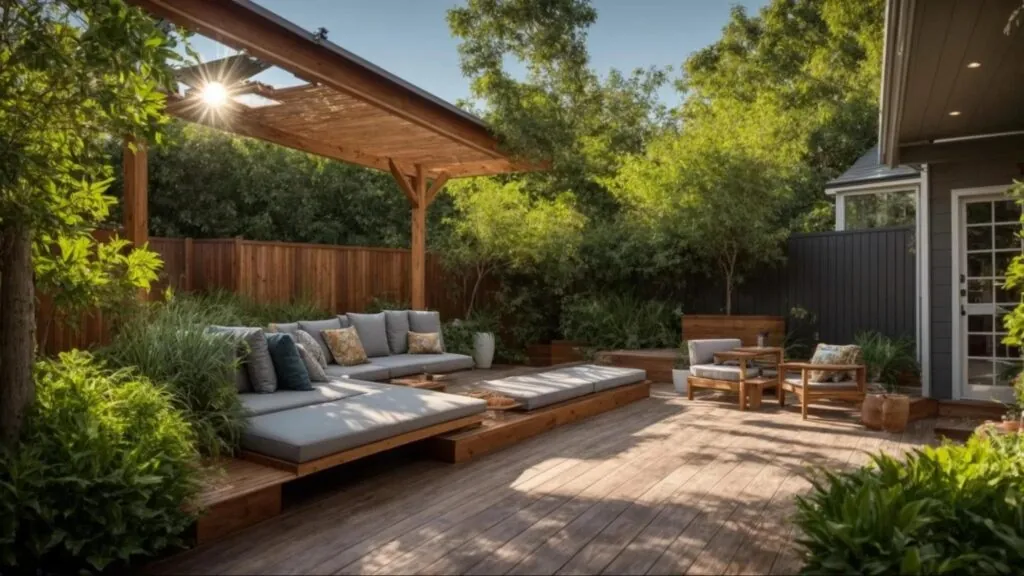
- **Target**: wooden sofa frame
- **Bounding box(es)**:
[687,350,780,410]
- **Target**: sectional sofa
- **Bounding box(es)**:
[229,310,486,473]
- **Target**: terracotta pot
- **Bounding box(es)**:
[1000,420,1021,433]
[861,394,885,430]
[881,394,910,433]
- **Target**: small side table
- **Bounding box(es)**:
[390,373,449,392]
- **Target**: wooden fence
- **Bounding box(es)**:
[39,237,475,355]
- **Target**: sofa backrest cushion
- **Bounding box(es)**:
[268,322,299,334]
[384,310,410,354]
[347,312,391,357]
[296,343,329,382]
[408,310,445,351]
[687,338,742,366]
[207,326,278,393]
[266,333,313,391]
[297,318,343,363]
[337,314,352,328]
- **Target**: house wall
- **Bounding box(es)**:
[928,160,1023,399]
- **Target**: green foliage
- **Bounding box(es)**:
[0,0,181,308]
[1000,180,1024,407]
[100,292,248,458]
[363,295,411,314]
[560,293,681,356]
[0,351,200,572]
[795,434,1024,574]
[855,331,919,391]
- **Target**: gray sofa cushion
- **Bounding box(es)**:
[337,314,352,328]
[559,365,647,392]
[241,387,487,463]
[239,380,381,417]
[384,310,410,354]
[783,375,860,389]
[208,326,277,393]
[296,343,329,382]
[689,363,760,382]
[408,310,445,351]
[347,312,391,358]
[268,322,299,334]
[687,339,742,366]
[368,353,474,378]
[477,371,594,411]
[323,363,391,381]
[298,318,343,363]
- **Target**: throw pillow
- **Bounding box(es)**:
[266,333,313,391]
[408,310,445,351]
[207,326,278,393]
[267,322,299,335]
[346,312,391,357]
[835,344,863,382]
[323,327,370,366]
[297,318,343,363]
[293,329,327,368]
[384,310,411,354]
[408,331,443,354]
[296,343,329,382]
[809,343,844,383]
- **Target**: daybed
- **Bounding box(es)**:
[476,364,648,410]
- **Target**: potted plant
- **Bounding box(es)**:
[856,332,919,432]
[673,341,690,395]
[473,331,495,369]
[1000,403,1022,433]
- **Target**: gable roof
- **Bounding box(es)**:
[825,145,919,191]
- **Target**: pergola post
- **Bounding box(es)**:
[122,136,149,248]
[410,164,427,310]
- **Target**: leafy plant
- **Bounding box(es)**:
[1000,180,1024,407]
[100,292,247,458]
[854,331,919,391]
[0,352,200,572]
[675,340,690,369]
[560,293,680,356]
[363,295,410,314]
[784,306,818,360]
[795,434,1024,574]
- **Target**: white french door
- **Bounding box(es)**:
[955,191,1021,402]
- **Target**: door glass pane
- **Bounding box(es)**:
[968,334,994,356]
[968,359,995,385]
[994,225,1019,249]
[995,360,1021,386]
[994,200,1021,223]
[996,283,1020,304]
[968,314,994,332]
[967,202,992,224]
[968,279,993,303]
[967,226,992,250]
[968,253,994,276]
[996,252,1016,276]
[996,341,1021,358]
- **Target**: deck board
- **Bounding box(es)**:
[149,383,936,575]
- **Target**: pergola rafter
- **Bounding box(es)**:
[124,0,532,309]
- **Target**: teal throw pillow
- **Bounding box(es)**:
[265,333,313,391]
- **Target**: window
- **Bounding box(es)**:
[836,187,917,231]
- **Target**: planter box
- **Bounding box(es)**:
[526,340,585,366]
[682,315,785,347]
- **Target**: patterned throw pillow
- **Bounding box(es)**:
[835,344,863,382]
[322,327,369,366]
[809,343,844,383]
[408,331,443,354]
[293,329,327,368]
[296,343,329,382]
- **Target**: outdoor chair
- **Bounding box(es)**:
[777,358,866,420]
[686,339,779,410]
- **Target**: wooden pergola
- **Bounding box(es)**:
[123,0,524,309]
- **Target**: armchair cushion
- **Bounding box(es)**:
[783,375,861,389]
[689,363,761,382]
[687,339,742,366]
[809,344,846,382]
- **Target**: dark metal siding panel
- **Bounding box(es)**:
[927,159,1023,400]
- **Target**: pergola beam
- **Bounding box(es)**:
[425,172,450,205]
[130,0,503,161]
[388,159,419,208]
[122,136,148,248]
[410,164,427,310]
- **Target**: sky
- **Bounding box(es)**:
[192,0,770,109]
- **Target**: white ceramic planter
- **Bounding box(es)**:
[473,332,495,369]
[672,369,688,395]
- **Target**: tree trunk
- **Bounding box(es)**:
[465,263,488,319]
[0,224,36,445]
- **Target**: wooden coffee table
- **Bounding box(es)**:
[389,373,449,391]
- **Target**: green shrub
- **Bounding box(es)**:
[560,293,680,355]
[795,434,1024,574]
[101,293,247,458]
[0,352,200,572]
[363,295,410,313]
[178,289,331,325]
[855,331,919,390]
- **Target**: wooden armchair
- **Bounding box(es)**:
[777,362,866,420]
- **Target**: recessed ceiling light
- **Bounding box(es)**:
[967,62,981,68]
[949,110,961,116]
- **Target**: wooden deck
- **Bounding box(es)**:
[153,382,937,575]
